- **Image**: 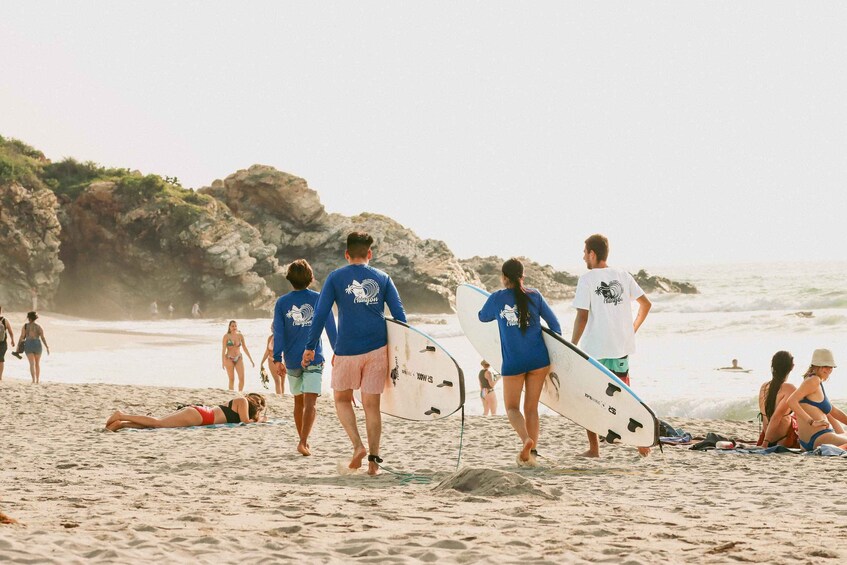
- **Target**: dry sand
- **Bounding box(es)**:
[1,381,846,564]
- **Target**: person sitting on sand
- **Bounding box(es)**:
[785,349,847,451]
[105,393,267,431]
[274,259,337,456]
[479,258,561,466]
[758,351,799,448]
[222,320,255,392]
[479,360,497,416]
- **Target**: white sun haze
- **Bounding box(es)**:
[1,2,844,268]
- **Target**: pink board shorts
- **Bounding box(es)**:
[331,345,388,395]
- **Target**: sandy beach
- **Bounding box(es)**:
[1,381,845,564]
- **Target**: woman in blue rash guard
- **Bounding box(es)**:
[478,258,562,465]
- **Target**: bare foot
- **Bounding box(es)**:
[105,421,123,432]
[105,411,124,427]
[637,447,650,457]
[519,438,535,462]
[367,460,380,476]
[297,442,312,456]
[349,445,366,470]
[578,449,600,458]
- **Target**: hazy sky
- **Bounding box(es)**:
[2,2,845,269]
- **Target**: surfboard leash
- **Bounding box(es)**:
[371,406,466,485]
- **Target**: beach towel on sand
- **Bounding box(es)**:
[121,419,285,432]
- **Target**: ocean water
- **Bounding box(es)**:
[7,261,847,421]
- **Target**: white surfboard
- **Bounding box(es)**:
[355,319,465,421]
[456,284,659,447]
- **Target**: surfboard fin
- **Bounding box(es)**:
[424,407,441,416]
[420,345,436,353]
[605,383,621,397]
[604,430,621,444]
[436,380,453,388]
[627,418,643,433]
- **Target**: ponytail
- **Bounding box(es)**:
[764,351,793,419]
[502,258,530,332]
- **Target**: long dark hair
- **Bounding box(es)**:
[245,393,266,420]
[765,351,794,419]
[502,258,530,332]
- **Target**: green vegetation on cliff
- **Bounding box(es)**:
[0,135,47,189]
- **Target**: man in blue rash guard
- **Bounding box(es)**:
[273,259,337,457]
[302,232,407,475]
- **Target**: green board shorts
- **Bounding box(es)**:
[599,356,629,381]
[288,364,324,396]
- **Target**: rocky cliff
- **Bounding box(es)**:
[0,139,64,310]
[55,174,282,318]
[459,256,578,300]
[199,165,480,312]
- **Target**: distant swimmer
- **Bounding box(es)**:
[572,234,652,458]
[478,258,562,465]
[273,259,338,456]
[302,232,406,475]
[717,359,751,372]
[105,393,267,431]
[191,302,201,318]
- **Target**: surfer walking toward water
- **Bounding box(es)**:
[478,258,562,465]
[302,232,406,475]
[273,259,337,456]
[571,234,652,458]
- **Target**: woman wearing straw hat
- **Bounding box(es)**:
[786,349,847,451]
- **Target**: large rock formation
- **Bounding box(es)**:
[199,165,480,312]
[460,256,578,301]
[0,137,64,310]
[0,182,64,310]
[55,174,282,318]
[633,269,699,294]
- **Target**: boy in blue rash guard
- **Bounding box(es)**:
[273,259,337,457]
[302,231,407,476]
[478,258,561,466]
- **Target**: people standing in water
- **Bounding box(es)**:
[222,320,255,391]
[478,360,498,416]
[758,351,800,448]
[302,232,406,475]
[273,260,338,456]
[105,393,267,431]
[478,258,561,465]
[260,324,284,396]
[18,312,49,384]
[571,234,652,458]
[785,349,847,451]
[0,306,15,382]
[191,302,201,318]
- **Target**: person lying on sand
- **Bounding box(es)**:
[105,393,267,431]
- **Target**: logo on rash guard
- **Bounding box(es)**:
[499,305,520,326]
[286,304,314,326]
[345,279,380,304]
[595,280,624,305]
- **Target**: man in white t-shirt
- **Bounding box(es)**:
[571,234,652,458]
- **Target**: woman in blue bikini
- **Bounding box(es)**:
[222,320,255,392]
[787,349,847,451]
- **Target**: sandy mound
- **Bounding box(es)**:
[434,467,558,499]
